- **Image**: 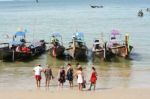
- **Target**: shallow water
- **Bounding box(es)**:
[0,0,150,90]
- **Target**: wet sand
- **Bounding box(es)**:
[0,88,150,99]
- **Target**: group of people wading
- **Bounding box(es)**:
[33,63,98,91]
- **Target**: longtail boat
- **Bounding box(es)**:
[92,38,104,59]
[66,32,88,61]
[92,38,115,61]
[49,33,65,58]
[107,30,133,58]
[0,30,46,61]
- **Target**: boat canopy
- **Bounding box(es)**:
[15,31,26,37]
[51,32,61,37]
[30,41,42,47]
[108,30,123,47]
[111,29,120,36]
[74,32,84,42]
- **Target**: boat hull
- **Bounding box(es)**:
[49,45,65,58]
[110,45,133,58]
[67,47,88,61]
[0,50,32,61]
[0,45,46,61]
[93,50,104,59]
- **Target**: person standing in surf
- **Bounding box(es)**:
[33,64,43,87]
[58,66,66,87]
[66,63,74,87]
[44,65,54,87]
[88,67,97,91]
[75,66,84,91]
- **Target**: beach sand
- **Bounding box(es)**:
[0,88,150,99]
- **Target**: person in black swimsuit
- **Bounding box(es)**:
[66,63,74,87]
[58,66,66,87]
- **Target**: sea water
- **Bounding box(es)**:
[0,0,150,90]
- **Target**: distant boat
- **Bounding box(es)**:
[66,32,88,61]
[138,10,144,17]
[90,5,104,8]
[146,8,150,12]
[49,33,65,58]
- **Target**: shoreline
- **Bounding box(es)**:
[0,88,150,99]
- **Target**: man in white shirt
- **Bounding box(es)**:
[33,64,43,87]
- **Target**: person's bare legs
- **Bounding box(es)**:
[36,80,38,87]
[45,79,48,87]
[88,83,92,90]
[61,83,64,88]
[37,81,39,87]
[69,81,71,87]
[58,82,60,87]
[93,84,96,91]
[78,83,80,90]
[58,82,63,88]
[81,83,83,91]
[79,83,82,91]
[69,81,72,87]
[45,79,50,87]
[70,81,73,87]
[47,80,50,87]
[38,80,40,87]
